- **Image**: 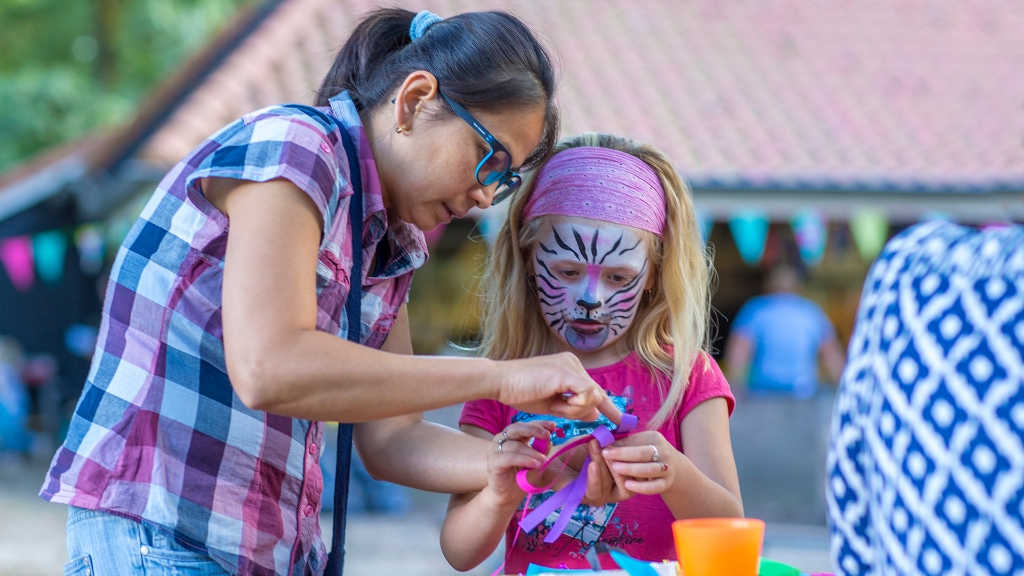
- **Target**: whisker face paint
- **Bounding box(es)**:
[532,216,651,354]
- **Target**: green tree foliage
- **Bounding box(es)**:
[0,0,255,173]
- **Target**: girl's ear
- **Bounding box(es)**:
[644,273,657,291]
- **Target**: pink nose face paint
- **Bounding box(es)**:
[533,218,651,354]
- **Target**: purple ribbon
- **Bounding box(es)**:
[516,414,638,543]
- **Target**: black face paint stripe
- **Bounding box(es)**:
[606,292,640,310]
[535,257,563,286]
[540,298,566,307]
[619,238,642,255]
[538,242,558,256]
[550,317,564,328]
[572,227,589,262]
[590,229,600,264]
[536,270,562,292]
[602,262,648,306]
[552,228,581,261]
[600,233,624,265]
[537,286,564,300]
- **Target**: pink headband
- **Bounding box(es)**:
[522,147,667,236]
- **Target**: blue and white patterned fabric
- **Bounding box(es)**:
[827,222,1024,576]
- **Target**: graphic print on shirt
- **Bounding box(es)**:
[532,221,650,353]
[512,394,631,550]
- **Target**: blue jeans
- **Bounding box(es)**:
[64,507,228,576]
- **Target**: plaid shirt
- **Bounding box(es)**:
[41,92,427,575]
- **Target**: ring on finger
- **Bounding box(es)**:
[660,462,669,473]
[650,445,660,463]
[498,440,505,454]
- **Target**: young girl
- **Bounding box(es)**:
[441,133,744,572]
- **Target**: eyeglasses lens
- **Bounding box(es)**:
[492,175,522,204]
[478,149,511,186]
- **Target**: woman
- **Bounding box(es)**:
[42,9,610,576]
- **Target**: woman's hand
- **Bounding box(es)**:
[482,421,556,507]
[600,431,681,496]
[492,353,619,422]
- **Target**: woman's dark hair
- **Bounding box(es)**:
[316,8,558,169]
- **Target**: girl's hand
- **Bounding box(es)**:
[534,439,635,506]
[600,431,681,496]
[580,439,634,506]
[483,421,557,507]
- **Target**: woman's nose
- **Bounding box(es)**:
[468,184,495,210]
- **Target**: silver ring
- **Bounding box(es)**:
[498,441,504,454]
[650,445,660,463]
[501,429,509,442]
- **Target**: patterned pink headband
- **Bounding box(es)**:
[522,147,667,236]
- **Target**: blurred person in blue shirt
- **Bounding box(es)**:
[725,266,846,397]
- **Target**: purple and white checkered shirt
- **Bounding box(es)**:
[40,92,427,575]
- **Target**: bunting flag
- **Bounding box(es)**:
[0,236,34,292]
[728,209,770,265]
[75,224,106,275]
[695,207,714,244]
[33,230,67,284]
[850,208,890,262]
[791,209,827,266]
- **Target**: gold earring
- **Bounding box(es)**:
[395,124,407,134]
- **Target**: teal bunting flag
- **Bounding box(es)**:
[729,210,770,265]
[33,230,67,283]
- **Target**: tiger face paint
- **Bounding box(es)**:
[531,217,652,355]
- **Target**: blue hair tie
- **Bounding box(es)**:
[410,10,442,41]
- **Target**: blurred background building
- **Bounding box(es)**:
[1,1,1023,559]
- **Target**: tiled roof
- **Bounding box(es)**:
[14,0,1024,197]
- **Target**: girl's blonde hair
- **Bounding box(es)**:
[478,133,714,429]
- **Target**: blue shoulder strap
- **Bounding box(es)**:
[283,104,360,576]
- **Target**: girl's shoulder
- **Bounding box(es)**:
[680,352,735,418]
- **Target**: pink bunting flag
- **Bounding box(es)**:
[0,236,35,292]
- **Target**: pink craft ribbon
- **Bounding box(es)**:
[522,147,667,237]
[516,413,639,543]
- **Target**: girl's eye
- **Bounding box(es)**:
[558,269,580,278]
[609,275,627,283]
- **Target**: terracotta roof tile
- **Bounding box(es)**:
[120,0,1024,192]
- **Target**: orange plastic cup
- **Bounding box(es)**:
[672,518,765,576]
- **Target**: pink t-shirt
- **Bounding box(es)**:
[460,351,734,573]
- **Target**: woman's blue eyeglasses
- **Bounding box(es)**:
[438,92,523,204]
